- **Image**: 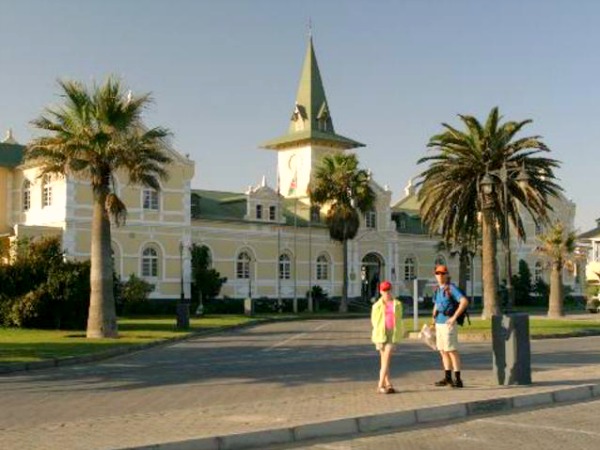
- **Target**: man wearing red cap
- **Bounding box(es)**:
[371,280,403,394]
[431,265,469,388]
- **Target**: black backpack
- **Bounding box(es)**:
[435,283,471,326]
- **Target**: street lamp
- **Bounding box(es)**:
[177,241,190,330]
[480,162,530,311]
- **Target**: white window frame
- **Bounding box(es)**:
[143,189,159,210]
[256,204,263,220]
[23,179,31,211]
[141,247,159,278]
[279,253,291,280]
[404,256,416,281]
[237,251,251,279]
[42,175,52,207]
[365,211,376,229]
[316,254,329,280]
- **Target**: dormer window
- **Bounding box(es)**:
[365,211,376,229]
[256,204,263,220]
[317,102,330,132]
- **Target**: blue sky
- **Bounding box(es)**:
[1,0,598,231]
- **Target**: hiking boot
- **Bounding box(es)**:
[434,378,452,387]
[451,379,464,388]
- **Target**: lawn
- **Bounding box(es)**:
[1,313,599,365]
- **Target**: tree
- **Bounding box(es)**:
[26,77,172,338]
[435,239,477,294]
[309,153,376,312]
[190,244,227,302]
[417,107,562,319]
[535,221,577,317]
[512,259,533,306]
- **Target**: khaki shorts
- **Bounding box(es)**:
[375,329,395,351]
[435,323,459,352]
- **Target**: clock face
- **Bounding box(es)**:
[288,153,297,170]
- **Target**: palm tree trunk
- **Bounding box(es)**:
[340,239,349,313]
[548,261,564,318]
[87,193,118,338]
[481,209,500,319]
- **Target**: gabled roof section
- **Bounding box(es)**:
[261,37,364,150]
[0,142,25,168]
[578,219,600,240]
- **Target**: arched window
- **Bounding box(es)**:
[42,175,52,207]
[237,251,251,279]
[141,246,159,277]
[279,253,291,280]
[404,257,416,281]
[22,179,31,211]
[316,254,329,280]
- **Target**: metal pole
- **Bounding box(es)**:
[502,164,514,311]
[308,204,313,312]
[293,198,298,313]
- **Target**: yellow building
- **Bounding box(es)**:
[0,38,579,305]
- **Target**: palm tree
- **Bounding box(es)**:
[535,221,577,318]
[26,77,172,338]
[435,239,477,294]
[417,107,562,319]
[309,153,376,312]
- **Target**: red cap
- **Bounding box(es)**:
[379,280,392,292]
[434,265,449,274]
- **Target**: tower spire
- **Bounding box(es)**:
[261,36,364,150]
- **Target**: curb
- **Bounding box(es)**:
[121,384,600,450]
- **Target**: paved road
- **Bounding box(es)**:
[264,398,600,450]
[1,318,599,449]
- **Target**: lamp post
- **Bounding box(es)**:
[176,241,190,330]
[480,162,529,311]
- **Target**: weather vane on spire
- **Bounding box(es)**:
[308,18,312,38]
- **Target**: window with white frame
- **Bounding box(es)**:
[404,257,416,280]
[42,175,52,207]
[365,211,376,229]
[143,189,159,210]
[141,246,159,277]
[22,180,31,211]
[237,251,251,279]
[279,253,291,279]
[256,204,263,220]
[316,254,329,280]
[534,261,544,281]
[269,205,276,221]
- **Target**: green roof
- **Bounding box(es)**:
[261,37,364,150]
[0,142,25,168]
[191,189,325,228]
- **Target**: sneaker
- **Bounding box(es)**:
[451,379,464,388]
[434,378,451,387]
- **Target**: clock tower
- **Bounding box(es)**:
[261,37,364,199]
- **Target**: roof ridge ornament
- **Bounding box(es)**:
[2,128,17,144]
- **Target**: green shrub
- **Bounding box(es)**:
[117,274,154,315]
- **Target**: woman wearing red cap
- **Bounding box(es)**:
[371,280,404,394]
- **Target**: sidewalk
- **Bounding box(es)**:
[2,363,599,450]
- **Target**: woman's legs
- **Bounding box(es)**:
[379,345,394,388]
